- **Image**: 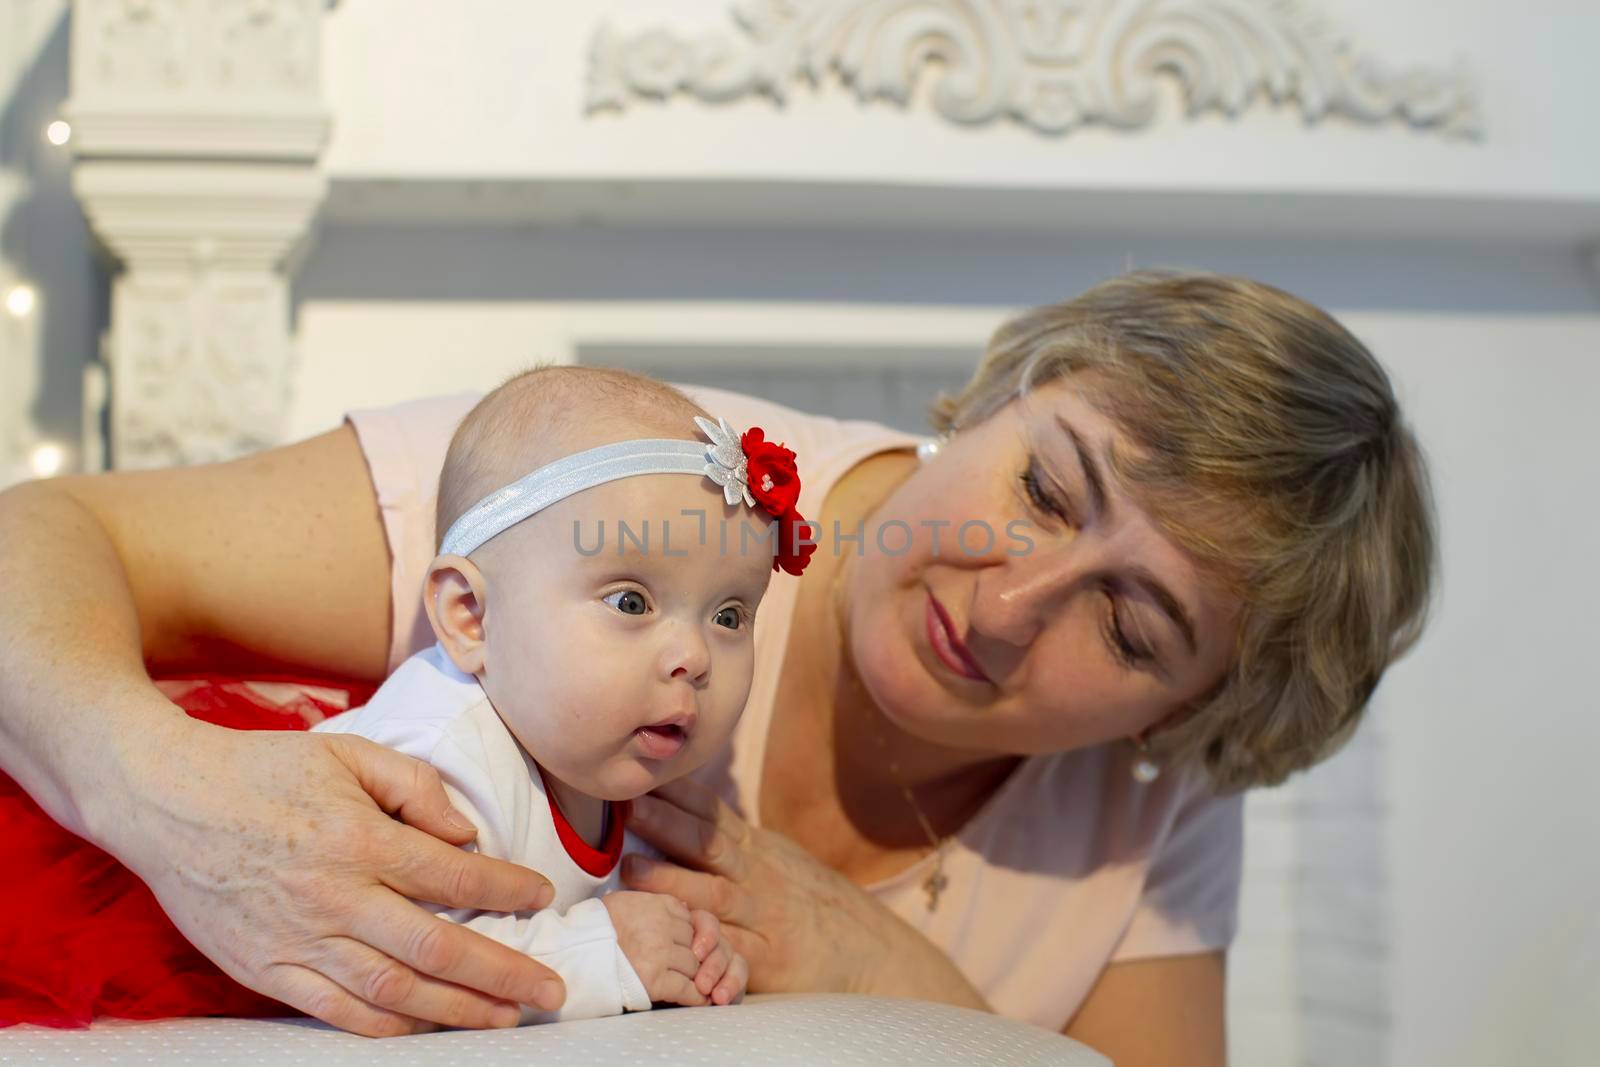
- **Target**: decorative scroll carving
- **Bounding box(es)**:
[210,0,319,94]
[85,0,189,93]
[588,0,1479,137]
[112,274,291,468]
[78,0,321,100]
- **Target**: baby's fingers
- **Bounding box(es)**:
[693,940,730,997]
[689,908,721,961]
[664,944,703,983]
[652,969,709,1008]
[712,951,748,1006]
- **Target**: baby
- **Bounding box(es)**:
[314,366,811,1021]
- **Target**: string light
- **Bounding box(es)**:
[28,443,67,479]
[5,285,35,318]
[44,120,71,146]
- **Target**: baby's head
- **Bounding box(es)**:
[425,366,792,802]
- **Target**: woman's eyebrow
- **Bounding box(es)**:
[1124,566,1200,657]
[1054,415,1108,521]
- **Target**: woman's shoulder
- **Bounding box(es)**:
[678,384,923,494]
[344,391,479,502]
[982,746,1242,869]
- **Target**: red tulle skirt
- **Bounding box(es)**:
[0,675,374,1028]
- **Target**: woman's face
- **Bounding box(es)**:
[845,376,1241,756]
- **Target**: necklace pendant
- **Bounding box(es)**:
[922,866,949,912]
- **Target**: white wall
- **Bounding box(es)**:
[1355,312,1600,1066]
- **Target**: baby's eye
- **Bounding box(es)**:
[714,606,743,630]
[604,590,649,616]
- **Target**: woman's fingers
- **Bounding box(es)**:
[621,855,756,929]
[114,727,575,1034]
[337,738,556,911]
[336,736,479,845]
[265,963,424,1039]
[627,795,749,881]
[310,935,523,1030]
[345,892,566,1014]
[381,823,554,912]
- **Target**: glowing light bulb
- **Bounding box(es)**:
[45,120,72,146]
[5,286,35,318]
[28,442,67,479]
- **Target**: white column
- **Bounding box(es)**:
[1,172,34,489]
[66,0,330,469]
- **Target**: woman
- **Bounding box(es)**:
[0,271,1433,1063]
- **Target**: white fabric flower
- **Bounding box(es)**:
[694,415,756,508]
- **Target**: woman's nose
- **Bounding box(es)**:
[968,549,1087,650]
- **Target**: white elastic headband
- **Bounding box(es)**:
[439,416,756,557]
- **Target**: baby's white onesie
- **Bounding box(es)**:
[313,643,651,1022]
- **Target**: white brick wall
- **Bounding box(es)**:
[1231,720,1390,1066]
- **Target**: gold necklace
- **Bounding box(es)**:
[827,500,950,913]
[883,742,952,913]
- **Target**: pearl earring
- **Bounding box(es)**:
[916,434,949,463]
[1131,737,1161,784]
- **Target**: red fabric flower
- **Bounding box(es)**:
[740,427,801,517]
[774,510,817,576]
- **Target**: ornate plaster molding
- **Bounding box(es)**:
[66,0,333,470]
[73,0,322,98]
[588,0,1479,137]
[68,0,330,160]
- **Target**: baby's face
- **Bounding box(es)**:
[474,474,776,801]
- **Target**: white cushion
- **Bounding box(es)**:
[0,994,1107,1065]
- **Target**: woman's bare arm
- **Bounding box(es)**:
[70,424,393,679]
[0,425,395,850]
[1065,952,1227,1066]
[0,427,569,1034]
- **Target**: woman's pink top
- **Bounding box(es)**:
[347,386,1242,1032]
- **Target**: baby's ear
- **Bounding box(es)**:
[424,554,489,675]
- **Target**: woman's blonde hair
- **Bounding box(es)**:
[932,270,1435,791]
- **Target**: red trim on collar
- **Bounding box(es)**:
[540,770,627,878]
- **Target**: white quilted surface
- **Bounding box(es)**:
[0,995,1107,1065]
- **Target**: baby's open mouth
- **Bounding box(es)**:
[634,722,689,759]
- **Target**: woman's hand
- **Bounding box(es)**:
[112,713,568,1036]
[620,779,880,995]
[620,779,986,1009]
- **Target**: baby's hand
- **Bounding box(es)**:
[688,908,747,1006]
[602,891,708,1007]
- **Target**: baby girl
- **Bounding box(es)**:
[314,366,811,1021]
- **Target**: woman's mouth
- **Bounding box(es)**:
[925,593,991,683]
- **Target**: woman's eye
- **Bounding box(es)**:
[714,606,743,630]
[1104,594,1154,670]
[1018,458,1072,524]
[604,590,649,615]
